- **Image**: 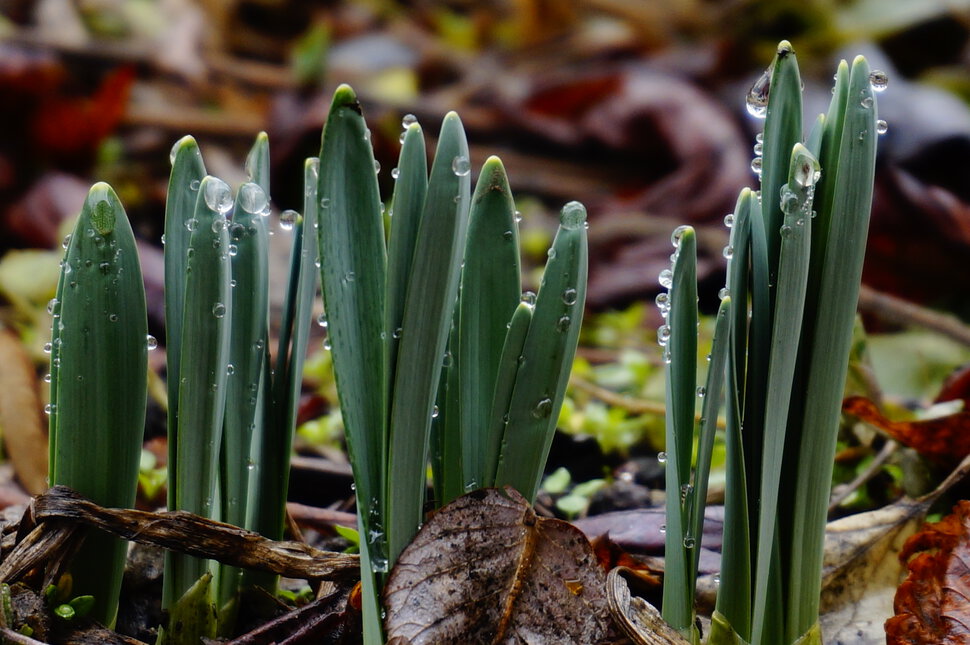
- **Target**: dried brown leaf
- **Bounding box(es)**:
[383,487,618,644]
[0,327,48,495]
[885,500,970,644]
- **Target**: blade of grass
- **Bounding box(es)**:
[162,175,233,642]
[493,202,588,502]
[659,226,697,638]
[386,112,470,563]
[218,180,270,613]
[750,144,818,645]
[786,56,877,641]
[316,85,387,644]
[483,302,532,487]
[50,183,147,627]
[163,137,207,513]
[458,156,521,491]
[430,317,463,505]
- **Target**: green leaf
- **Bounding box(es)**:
[494,201,588,502]
[316,84,387,644]
[484,302,532,487]
[164,175,233,622]
[50,183,147,627]
[458,156,521,491]
[386,112,470,563]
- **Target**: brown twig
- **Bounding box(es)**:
[828,440,899,513]
[858,284,970,346]
[16,487,358,584]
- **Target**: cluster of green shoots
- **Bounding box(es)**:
[658,42,881,644]
[46,84,587,644]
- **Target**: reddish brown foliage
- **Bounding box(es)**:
[886,500,970,644]
[843,396,970,467]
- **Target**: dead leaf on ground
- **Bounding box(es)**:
[606,567,687,645]
[383,487,619,644]
[843,396,970,467]
[885,500,970,644]
[0,327,48,495]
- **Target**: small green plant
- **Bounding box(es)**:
[659,41,880,644]
[316,85,587,642]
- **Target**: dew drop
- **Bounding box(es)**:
[521,291,537,306]
[560,201,586,230]
[442,351,453,368]
[514,210,523,223]
[876,119,888,135]
[860,96,873,109]
[718,287,730,300]
[697,386,706,398]
[431,405,440,419]
[43,373,51,383]
[185,218,198,232]
[556,315,571,332]
[451,155,471,176]
[44,403,55,415]
[658,268,673,289]
[670,225,690,248]
[189,179,200,191]
[323,338,332,351]
[228,244,238,256]
[562,287,578,306]
[226,364,235,375]
[531,397,553,419]
[203,177,233,215]
[61,234,72,250]
[317,314,328,329]
[722,245,734,259]
[169,140,180,165]
[392,327,402,339]
[751,156,763,175]
[753,142,763,156]
[655,292,670,314]
[746,68,771,119]
[780,224,794,239]
[659,524,666,534]
[723,213,734,228]
[657,325,671,347]
[684,536,696,549]
[373,160,381,174]
[212,302,226,318]
[107,313,119,323]
[47,298,58,315]
[391,167,400,180]
[868,69,888,92]
[146,335,158,350]
[238,182,268,215]
[402,113,418,129]
[280,210,298,231]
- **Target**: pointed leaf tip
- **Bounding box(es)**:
[87,183,118,235]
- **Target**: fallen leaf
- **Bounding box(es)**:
[843,396,970,467]
[606,567,687,645]
[0,327,48,495]
[383,487,618,644]
[885,500,970,644]
[590,533,662,591]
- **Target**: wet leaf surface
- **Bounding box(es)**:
[383,487,619,644]
[886,500,970,644]
[843,396,970,467]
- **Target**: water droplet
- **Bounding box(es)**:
[203,177,233,215]
[399,132,406,144]
[562,288,578,306]
[189,179,200,191]
[185,218,198,232]
[780,224,794,239]
[751,156,763,175]
[43,373,51,383]
[780,186,799,213]
[44,403,55,415]
[746,68,771,119]
[169,140,180,165]
[860,96,873,109]
[868,69,888,92]
[714,573,721,586]
[47,298,58,315]
[147,335,158,350]
[696,386,706,398]
[451,155,470,176]
[442,351,453,368]
[531,397,553,419]
[753,142,763,156]
[560,201,586,230]
[659,269,673,289]
[373,160,381,174]
[431,405,440,419]
[317,314,328,329]
[670,225,690,248]
[402,113,418,129]
[718,287,730,300]
[657,325,671,346]
[212,302,226,318]
[228,244,238,256]
[556,315,571,332]
[503,230,513,241]
[160,234,166,246]
[238,182,268,214]
[521,291,537,306]
[659,524,666,534]
[61,234,72,250]
[722,245,734,259]
[226,363,235,375]
[684,536,696,549]
[107,313,119,322]
[514,210,523,223]
[280,210,298,231]
[723,213,734,228]
[212,218,228,234]
[655,292,670,315]
[344,271,356,283]
[392,327,402,339]
[391,167,400,180]
[876,119,888,135]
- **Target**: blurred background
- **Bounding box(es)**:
[2,0,970,516]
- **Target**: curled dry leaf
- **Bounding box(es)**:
[885,500,970,644]
[606,567,688,645]
[843,396,970,467]
[383,487,619,644]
